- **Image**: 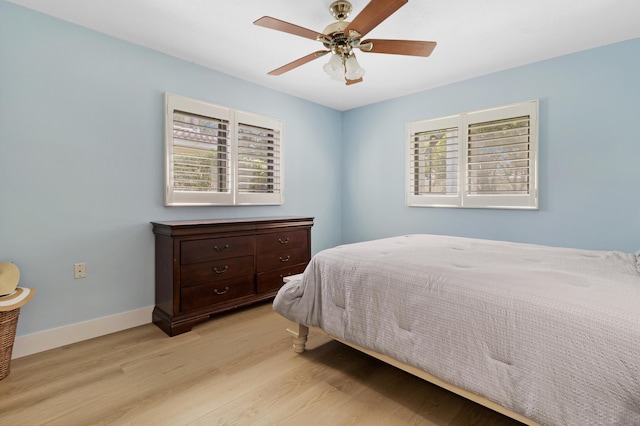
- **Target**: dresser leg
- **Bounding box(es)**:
[152,307,209,337]
[287,323,308,353]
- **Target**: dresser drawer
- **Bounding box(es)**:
[256,247,308,273]
[181,236,254,264]
[256,229,307,253]
[181,276,255,311]
[181,255,254,287]
[257,263,308,293]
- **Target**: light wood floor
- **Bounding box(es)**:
[0,303,524,426]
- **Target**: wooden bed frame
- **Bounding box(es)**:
[286,321,540,426]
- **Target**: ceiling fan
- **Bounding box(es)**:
[254,0,436,85]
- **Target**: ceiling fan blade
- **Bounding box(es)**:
[254,16,328,42]
[345,77,363,86]
[267,50,329,76]
[344,0,408,38]
[361,39,437,57]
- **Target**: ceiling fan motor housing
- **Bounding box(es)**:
[322,21,353,56]
[323,1,360,59]
[329,1,352,21]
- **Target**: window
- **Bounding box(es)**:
[165,93,283,206]
[406,100,538,209]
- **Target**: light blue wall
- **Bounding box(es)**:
[0,2,342,336]
[342,38,640,253]
[2,1,639,340]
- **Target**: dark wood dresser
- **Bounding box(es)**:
[151,217,314,336]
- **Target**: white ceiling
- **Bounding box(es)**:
[7,0,640,111]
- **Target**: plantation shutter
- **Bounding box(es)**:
[165,94,234,206]
[466,116,531,195]
[165,93,284,206]
[410,127,459,195]
[165,93,283,206]
[172,111,230,193]
[406,100,538,209]
[235,111,283,205]
[406,115,461,207]
[463,101,538,208]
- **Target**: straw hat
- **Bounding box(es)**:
[0,262,34,311]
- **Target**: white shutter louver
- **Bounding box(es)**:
[406,114,462,207]
[467,116,531,195]
[237,122,281,195]
[410,127,459,196]
[234,111,284,205]
[172,111,230,193]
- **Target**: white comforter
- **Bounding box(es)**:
[273,234,640,426]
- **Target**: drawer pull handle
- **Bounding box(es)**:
[213,286,229,295]
[213,266,229,274]
[280,272,293,278]
[278,237,289,244]
[279,255,291,262]
[214,244,230,252]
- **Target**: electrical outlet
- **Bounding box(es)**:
[74,263,86,279]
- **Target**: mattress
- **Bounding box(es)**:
[273,234,640,425]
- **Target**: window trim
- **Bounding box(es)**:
[164,93,284,206]
[406,100,539,210]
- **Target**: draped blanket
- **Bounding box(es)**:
[274,234,640,426]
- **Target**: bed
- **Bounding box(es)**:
[272,234,640,426]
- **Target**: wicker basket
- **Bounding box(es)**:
[0,308,20,380]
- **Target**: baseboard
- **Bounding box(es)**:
[11,306,154,359]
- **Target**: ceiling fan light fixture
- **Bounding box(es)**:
[345,55,365,80]
[323,53,344,80]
